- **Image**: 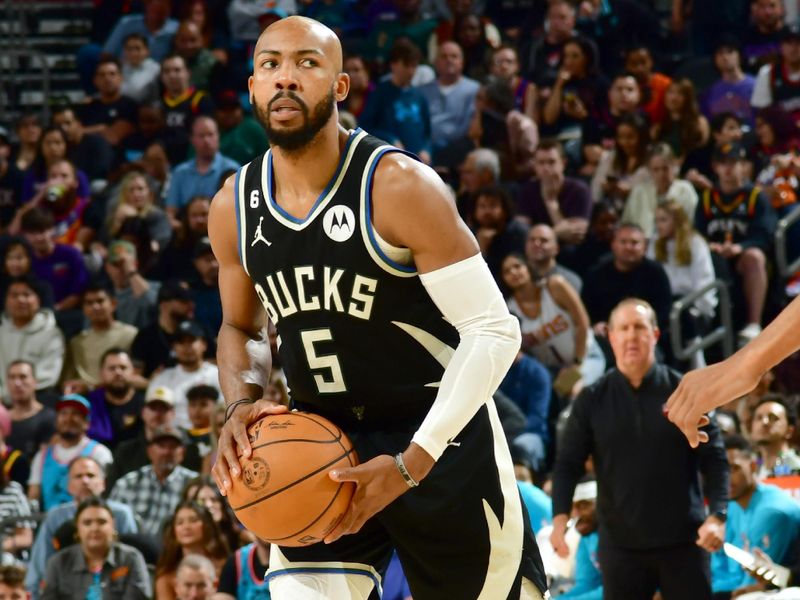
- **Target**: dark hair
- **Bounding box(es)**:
[710,111,741,134]
[474,184,514,221]
[6,359,35,377]
[1,237,34,276]
[31,125,68,178]
[724,433,754,454]
[500,252,534,286]
[100,347,130,367]
[753,394,798,428]
[82,282,112,302]
[183,475,242,552]
[613,112,650,174]
[535,138,566,160]
[0,565,26,588]
[656,79,705,156]
[563,35,598,76]
[156,501,229,578]
[162,52,187,68]
[95,53,122,73]
[123,32,149,47]
[51,104,82,123]
[5,274,43,303]
[483,76,515,114]
[75,496,113,524]
[388,37,422,66]
[187,384,219,403]
[624,44,652,58]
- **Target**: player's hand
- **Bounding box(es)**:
[666,354,761,447]
[550,523,570,559]
[212,399,288,495]
[696,515,725,553]
[323,454,410,544]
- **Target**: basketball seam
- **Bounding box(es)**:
[230,447,356,512]
[269,480,347,542]
[249,438,342,453]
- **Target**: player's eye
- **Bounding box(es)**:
[299,58,317,68]
[261,59,277,69]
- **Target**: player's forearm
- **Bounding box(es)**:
[738,295,800,375]
[217,322,268,404]
[412,254,521,462]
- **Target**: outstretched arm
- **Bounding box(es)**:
[667,296,800,447]
[208,175,288,493]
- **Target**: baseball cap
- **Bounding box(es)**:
[148,426,187,446]
[157,280,192,304]
[193,237,214,259]
[782,23,800,42]
[712,142,747,163]
[573,480,598,503]
[145,386,175,407]
[174,320,205,340]
[56,394,91,417]
[215,90,241,110]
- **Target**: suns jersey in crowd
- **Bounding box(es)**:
[234,129,460,426]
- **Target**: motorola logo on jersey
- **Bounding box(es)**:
[323,205,356,242]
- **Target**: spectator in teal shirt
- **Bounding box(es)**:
[712,435,800,597]
[359,38,432,163]
[561,478,603,600]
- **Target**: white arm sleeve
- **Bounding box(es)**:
[751,64,773,108]
[412,253,521,461]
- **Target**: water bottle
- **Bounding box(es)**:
[46,184,65,202]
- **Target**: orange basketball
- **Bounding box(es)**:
[227,411,358,547]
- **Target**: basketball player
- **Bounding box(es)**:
[208,15,548,600]
[667,295,800,447]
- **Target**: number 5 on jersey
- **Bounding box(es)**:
[300,329,347,393]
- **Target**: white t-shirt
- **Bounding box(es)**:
[147,362,221,429]
[752,62,800,107]
[29,437,113,486]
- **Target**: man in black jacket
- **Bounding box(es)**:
[551,298,729,599]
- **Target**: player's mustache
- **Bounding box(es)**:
[268,91,308,112]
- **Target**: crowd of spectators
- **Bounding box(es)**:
[1,0,800,598]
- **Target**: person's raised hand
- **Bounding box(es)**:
[212,398,288,495]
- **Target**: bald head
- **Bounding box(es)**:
[257,16,343,72]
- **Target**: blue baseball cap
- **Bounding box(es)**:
[56,394,91,417]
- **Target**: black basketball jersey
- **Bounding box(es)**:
[234,130,460,427]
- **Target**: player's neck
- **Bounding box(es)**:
[735,483,757,509]
[271,125,349,210]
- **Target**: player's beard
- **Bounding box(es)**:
[255,88,335,152]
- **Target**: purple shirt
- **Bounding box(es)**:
[701,77,756,125]
[516,177,593,225]
[31,243,88,303]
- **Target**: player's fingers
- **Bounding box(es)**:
[696,430,709,444]
[229,418,252,461]
[329,466,358,483]
[698,415,710,427]
[211,454,231,496]
[324,506,356,544]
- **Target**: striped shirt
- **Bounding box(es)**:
[108,465,198,535]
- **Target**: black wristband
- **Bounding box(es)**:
[224,398,255,423]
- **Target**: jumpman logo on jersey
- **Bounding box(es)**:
[251,217,272,247]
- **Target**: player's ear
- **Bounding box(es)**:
[335,72,350,102]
